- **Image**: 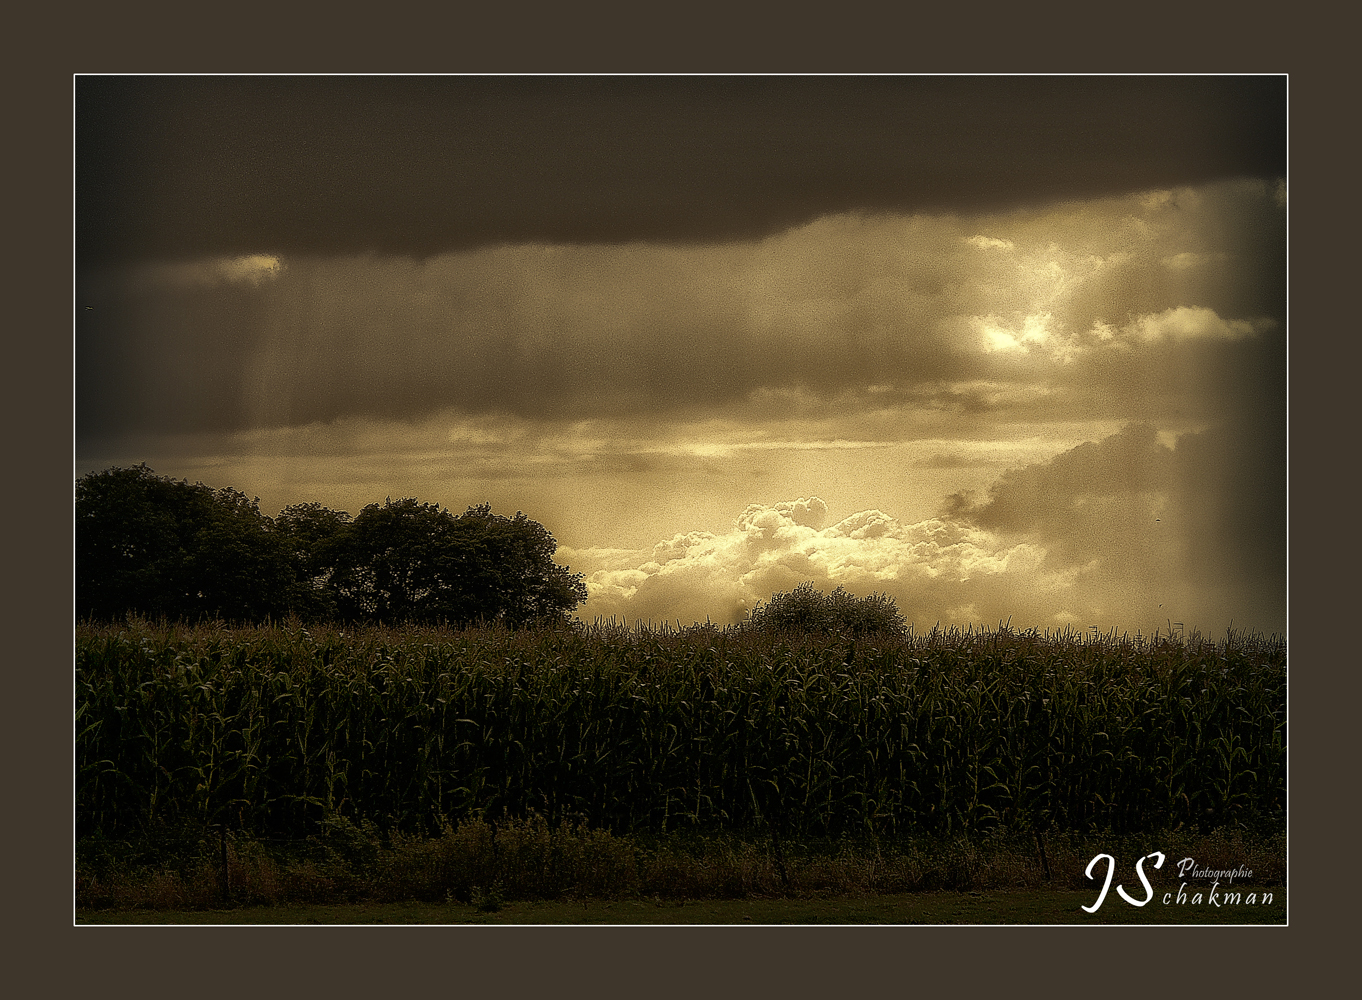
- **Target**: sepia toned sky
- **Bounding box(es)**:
[76,75,1287,636]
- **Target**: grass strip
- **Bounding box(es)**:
[75,889,1287,925]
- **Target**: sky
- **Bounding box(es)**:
[76,75,1287,637]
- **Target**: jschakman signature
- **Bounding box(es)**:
[1082,852,1276,913]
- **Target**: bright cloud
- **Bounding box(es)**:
[128,254,285,291]
[967,235,1015,250]
[976,313,1058,354]
[574,496,1055,629]
[972,304,1274,363]
[1128,306,1272,343]
[565,416,1283,637]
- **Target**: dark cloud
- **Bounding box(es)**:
[965,423,1173,533]
[78,75,1285,265]
[947,414,1284,634]
[77,277,261,438]
[1170,416,1286,606]
[78,178,1285,446]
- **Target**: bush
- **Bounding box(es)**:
[743,582,905,638]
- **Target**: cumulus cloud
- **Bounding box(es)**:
[576,495,1057,630]
[573,416,1283,637]
[958,423,1174,534]
[742,497,829,531]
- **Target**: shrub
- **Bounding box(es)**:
[744,582,905,638]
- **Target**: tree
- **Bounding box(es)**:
[275,502,353,621]
[327,499,588,628]
[76,465,293,622]
[77,464,203,621]
[327,498,455,624]
[77,467,587,628]
[449,503,589,628]
[187,486,295,622]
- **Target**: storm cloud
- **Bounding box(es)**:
[79,178,1284,444]
[78,76,1284,265]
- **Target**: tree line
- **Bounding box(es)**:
[75,464,588,627]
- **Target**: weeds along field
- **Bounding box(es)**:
[76,619,1286,845]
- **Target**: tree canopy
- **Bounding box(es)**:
[323,498,587,628]
[76,464,294,622]
[76,466,587,627]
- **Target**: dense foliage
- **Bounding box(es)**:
[76,465,587,628]
[744,582,906,638]
[77,620,1286,844]
[75,465,295,622]
[319,499,586,628]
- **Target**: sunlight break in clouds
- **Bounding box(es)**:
[976,305,1274,362]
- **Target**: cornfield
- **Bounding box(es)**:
[76,619,1286,843]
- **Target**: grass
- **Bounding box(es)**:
[77,819,1284,917]
[76,889,1287,925]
